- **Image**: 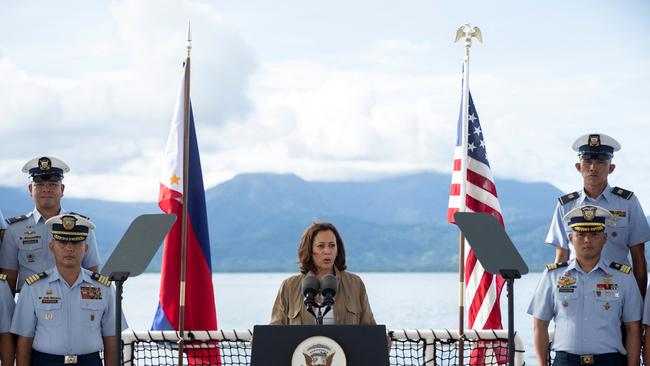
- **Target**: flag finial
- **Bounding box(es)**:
[186,20,192,58]
[454,23,482,48]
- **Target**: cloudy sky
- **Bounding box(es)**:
[1,0,649,209]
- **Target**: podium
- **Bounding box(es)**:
[454,212,528,366]
[251,325,389,366]
[101,214,176,366]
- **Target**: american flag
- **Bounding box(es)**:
[447,91,505,330]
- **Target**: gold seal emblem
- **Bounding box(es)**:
[292,336,347,366]
[581,206,596,221]
[38,157,51,171]
[588,134,601,147]
[61,216,77,230]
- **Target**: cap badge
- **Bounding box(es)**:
[61,216,77,230]
[588,134,601,147]
[38,157,52,171]
[581,206,596,221]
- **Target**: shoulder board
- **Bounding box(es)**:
[25,272,48,285]
[67,212,91,220]
[0,274,6,281]
[546,262,568,271]
[90,272,111,287]
[558,192,580,205]
[611,187,634,200]
[6,215,28,225]
[610,262,632,274]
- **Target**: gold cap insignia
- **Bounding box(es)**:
[61,216,77,230]
[588,134,601,147]
[581,206,596,221]
[38,157,51,171]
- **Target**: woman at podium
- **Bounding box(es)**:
[270,222,377,325]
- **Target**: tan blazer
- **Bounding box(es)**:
[270,268,376,325]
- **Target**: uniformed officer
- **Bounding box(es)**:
[546,133,650,295]
[0,157,101,293]
[11,213,126,366]
[530,205,642,366]
[0,275,15,366]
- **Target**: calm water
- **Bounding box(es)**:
[122,272,542,364]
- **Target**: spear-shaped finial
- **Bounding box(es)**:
[454,23,482,48]
[186,20,192,58]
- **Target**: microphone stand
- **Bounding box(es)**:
[312,295,335,325]
[304,297,319,322]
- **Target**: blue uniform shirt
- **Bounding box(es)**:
[0,279,15,333]
[546,186,650,264]
[0,209,101,291]
[528,258,642,355]
[10,268,127,355]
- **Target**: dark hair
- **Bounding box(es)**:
[298,222,347,274]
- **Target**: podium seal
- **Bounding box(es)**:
[291,335,347,366]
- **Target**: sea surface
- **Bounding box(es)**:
[122,272,542,364]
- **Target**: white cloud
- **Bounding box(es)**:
[1,0,649,213]
[0,0,257,198]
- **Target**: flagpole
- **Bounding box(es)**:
[177,20,192,366]
[454,23,482,366]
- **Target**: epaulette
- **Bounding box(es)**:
[558,192,579,205]
[610,262,632,274]
[0,274,6,281]
[67,212,91,220]
[91,272,111,287]
[25,272,48,285]
[611,187,634,200]
[546,262,568,271]
[6,215,28,225]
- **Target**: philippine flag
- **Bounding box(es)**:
[152,61,218,346]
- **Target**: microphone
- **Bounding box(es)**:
[301,275,320,308]
[319,274,337,306]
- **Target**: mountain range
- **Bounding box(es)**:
[0,172,568,272]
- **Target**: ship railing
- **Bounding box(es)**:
[121,328,526,365]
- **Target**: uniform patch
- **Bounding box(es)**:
[90,272,111,287]
[558,192,579,205]
[611,187,633,200]
[596,283,618,290]
[7,215,28,225]
[81,286,102,300]
[609,210,626,218]
[558,276,576,286]
[557,275,577,293]
[40,296,60,304]
[547,262,568,271]
[44,313,54,321]
[25,272,48,285]
[610,262,632,274]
